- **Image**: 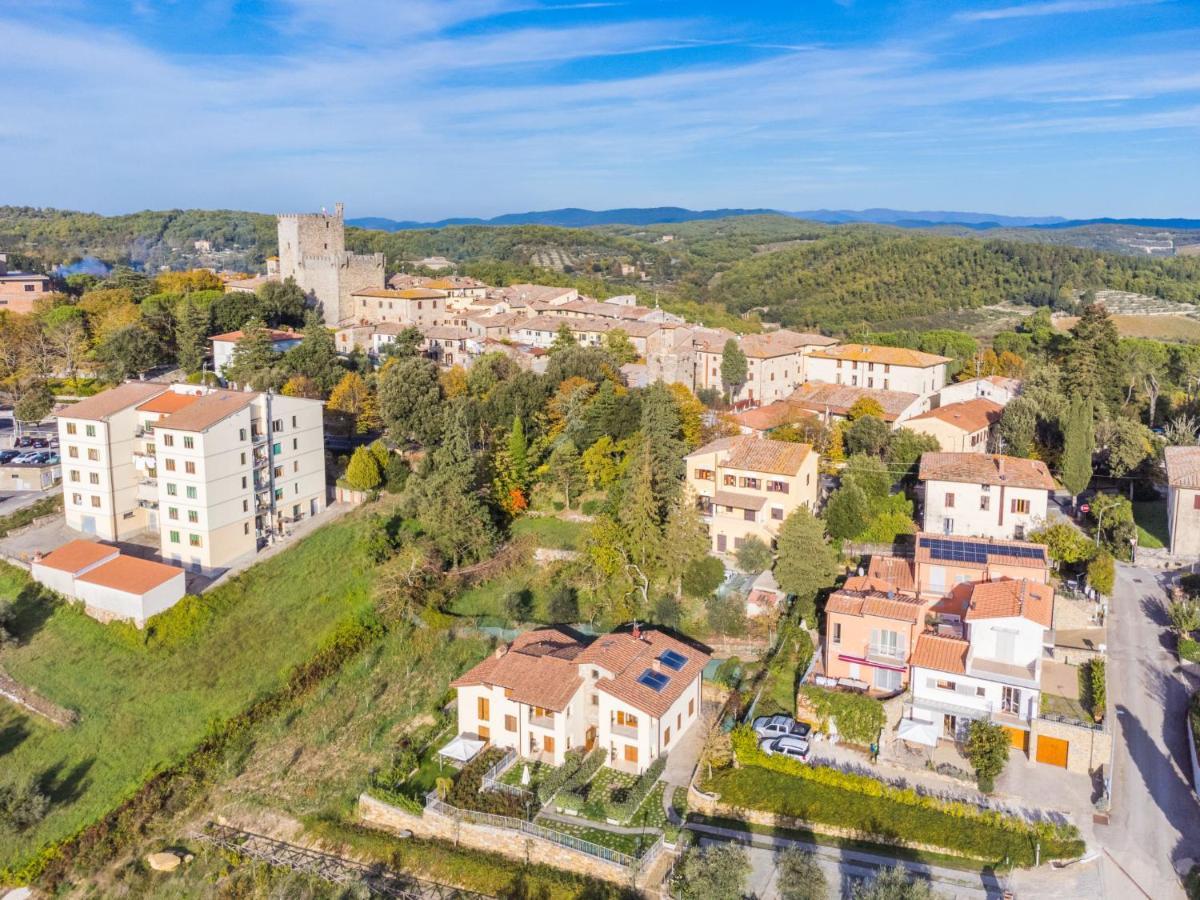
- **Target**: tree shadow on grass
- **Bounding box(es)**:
[39,756,95,805]
[0,718,30,758]
[9,582,59,644]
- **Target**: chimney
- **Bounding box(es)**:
[652,659,662,673]
[631,621,641,640]
[494,644,508,659]
[997,456,1006,480]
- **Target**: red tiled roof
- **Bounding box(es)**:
[1166,446,1200,488]
[136,391,201,414]
[731,402,814,433]
[35,540,118,574]
[76,555,184,594]
[787,382,919,422]
[910,634,969,675]
[721,437,812,476]
[825,588,924,623]
[810,344,951,368]
[451,628,585,712]
[59,382,167,422]
[914,533,1049,570]
[583,630,710,719]
[209,328,301,343]
[866,556,916,593]
[964,578,1054,628]
[908,399,1003,434]
[918,452,1055,490]
[154,390,258,433]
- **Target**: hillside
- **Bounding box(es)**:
[706,231,1200,332]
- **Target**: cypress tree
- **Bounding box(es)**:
[1060,395,1094,505]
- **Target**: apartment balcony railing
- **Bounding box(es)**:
[864,643,907,666]
[528,712,555,729]
[610,721,638,739]
[967,654,1039,687]
[135,425,155,438]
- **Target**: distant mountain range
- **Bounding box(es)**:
[348,206,1200,232]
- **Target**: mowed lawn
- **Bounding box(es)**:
[510,515,586,551]
[1132,500,1168,550]
[0,511,378,871]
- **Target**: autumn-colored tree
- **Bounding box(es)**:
[440,365,468,398]
[344,445,383,491]
[847,396,885,421]
[328,372,380,434]
[281,374,324,399]
[668,382,705,449]
[155,269,223,294]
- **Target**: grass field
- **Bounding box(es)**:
[0,507,382,871]
[511,515,587,551]
[1054,313,1200,342]
[1133,500,1168,550]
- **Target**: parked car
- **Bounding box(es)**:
[752,715,813,741]
[0,450,18,464]
[14,436,35,448]
[753,714,797,739]
[759,735,810,761]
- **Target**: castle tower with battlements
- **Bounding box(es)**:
[276,203,384,325]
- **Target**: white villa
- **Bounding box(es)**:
[450,626,709,775]
[918,453,1055,542]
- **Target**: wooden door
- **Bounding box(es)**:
[1036,735,1069,768]
[585,726,597,751]
[544,735,555,754]
[1004,726,1029,754]
[624,744,638,764]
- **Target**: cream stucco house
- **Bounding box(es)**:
[904,398,1002,453]
[451,627,709,774]
[685,435,819,556]
[804,344,950,403]
[919,453,1055,541]
[1165,446,1200,557]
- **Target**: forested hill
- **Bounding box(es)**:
[4,206,1200,335]
[706,231,1200,332]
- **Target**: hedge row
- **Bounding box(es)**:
[608,755,667,822]
[552,750,607,812]
[798,685,885,746]
[719,727,1083,866]
[0,611,386,889]
[536,748,590,804]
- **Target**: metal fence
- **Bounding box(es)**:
[424,791,661,871]
[479,747,535,800]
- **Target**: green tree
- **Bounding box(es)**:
[94,323,162,382]
[0,597,16,648]
[174,296,211,374]
[640,380,687,515]
[842,453,891,502]
[547,439,583,509]
[378,356,444,445]
[845,414,890,457]
[222,317,282,389]
[997,396,1038,457]
[1028,523,1095,572]
[774,507,838,623]
[1060,395,1094,505]
[344,445,383,491]
[13,381,53,426]
[381,326,424,359]
[1167,598,1200,638]
[777,847,828,900]
[549,324,577,355]
[706,593,748,638]
[504,588,534,622]
[285,314,343,394]
[720,338,747,402]
[675,842,750,900]
[824,481,870,540]
[683,555,725,598]
[1066,303,1121,412]
[885,428,941,476]
[546,584,579,623]
[0,776,49,832]
[1099,418,1152,478]
[853,866,939,900]
[603,328,638,364]
[735,535,773,574]
[257,276,308,327]
[964,720,1009,793]
[1087,551,1115,596]
[618,446,662,574]
[581,435,626,488]
[662,490,714,596]
[42,304,89,381]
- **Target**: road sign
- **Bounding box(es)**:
[1080,503,1090,514]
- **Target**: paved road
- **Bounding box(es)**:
[1094,563,1200,898]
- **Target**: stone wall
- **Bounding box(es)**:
[1032,718,1111,776]
[357,793,638,887]
[1050,645,1103,667]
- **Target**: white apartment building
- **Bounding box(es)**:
[692,329,837,406]
[805,345,950,403]
[59,382,326,574]
[919,453,1054,541]
[451,627,708,775]
[58,382,173,540]
[906,577,1053,753]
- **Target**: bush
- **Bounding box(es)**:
[735,536,773,574]
[798,686,884,746]
[1084,658,1106,721]
[446,750,528,818]
[713,656,743,689]
[1182,637,1200,664]
[606,755,666,822]
[683,556,725,598]
[1087,551,1115,596]
[536,748,587,804]
[964,720,1009,793]
[719,727,1083,866]
[0,777,49,832]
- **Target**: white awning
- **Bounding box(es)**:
[898,718,940,748]
[438,735,485,764]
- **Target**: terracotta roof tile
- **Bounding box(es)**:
[154,390,258,433]
[918,452,1055,490]
[35,540,119,574]
[865,556,916,593]
[739,330,837,358]
[59,382,167,422]
[1166,446,1200,488]
[908,399,1003,434]
[76,555,184,594]
[731,401,815,433]
[584,630,710,719]
[136,391,202,414]
[451,628,585,712]
[353,288,448,300]
[787,382,919,422]
[721,436,812,476]
[914,532,1049,570]
[209,328,301,343]
[810,344,951,368]
[826,588,924,623]
[713,490,767,512]
[910,634,969,675]
[964,578,1054,628]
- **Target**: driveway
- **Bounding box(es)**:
[1092,563,1200,898]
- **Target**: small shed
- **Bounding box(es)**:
[31,540,120,596]
[74,556,186,627]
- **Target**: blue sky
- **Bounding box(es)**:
[1,0,1197,219]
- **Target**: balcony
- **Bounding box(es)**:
[135,425,155,438]
[864,642,908,667]
[528,711,555,730]
[250,428,268,445]
[610,720,638,740]
[912,694,992,722]
[967,654,1039,688]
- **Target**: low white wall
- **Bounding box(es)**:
[74,572,186,627]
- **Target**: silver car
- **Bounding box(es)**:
[759,735,810,761]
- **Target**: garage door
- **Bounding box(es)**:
[1004,726,1029,754]
[1036,735,1069,768]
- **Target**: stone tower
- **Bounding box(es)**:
[276,203,384,325]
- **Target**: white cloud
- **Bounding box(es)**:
[956,0,1164,23]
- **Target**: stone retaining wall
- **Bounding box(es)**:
[1049,646,1103,667]
[0,666,78,726]
[357,793,636,887]
[1033,718,1111,776]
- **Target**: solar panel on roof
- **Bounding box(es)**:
[637,669,670,691]
[660,650,688,671]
